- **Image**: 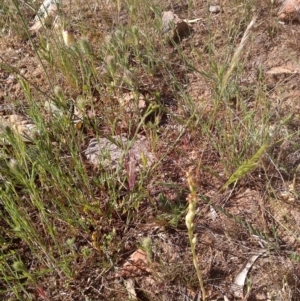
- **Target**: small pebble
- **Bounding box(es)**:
[209,5,221,13]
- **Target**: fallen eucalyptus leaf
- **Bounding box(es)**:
[124,278,137,300]
[231,250,266,298]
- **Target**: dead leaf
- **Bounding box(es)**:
[115,249,151,278]
[173,21,191,41]
[278,0,300,21]
[118,92,147,112]
[231,250,266,298]
[209,205,218,221]
[124,278,137,300]
[266,66,300,75]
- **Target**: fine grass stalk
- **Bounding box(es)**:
[220,15,257,98]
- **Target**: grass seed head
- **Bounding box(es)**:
[62,30,75,47]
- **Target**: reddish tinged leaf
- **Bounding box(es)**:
[36,286,50,300]
[115,249,151,279]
